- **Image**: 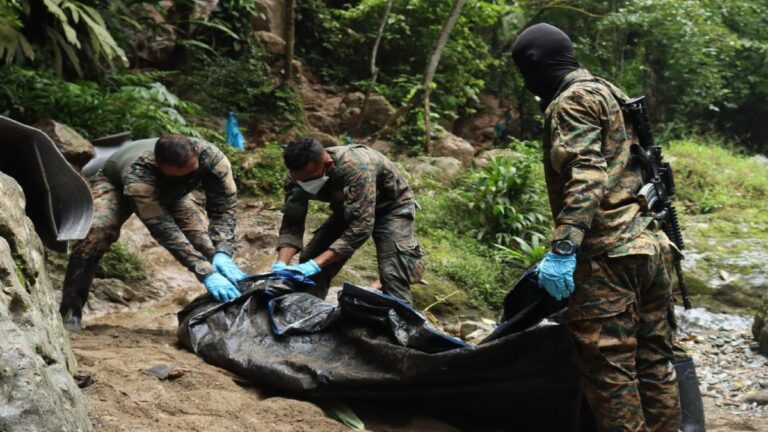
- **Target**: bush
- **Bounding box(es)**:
[96,242,147,282]
[216,141,285,197]
[0,66,211,139]
[459,141,551,246]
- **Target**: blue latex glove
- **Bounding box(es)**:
[283,259,321,277]
[203,272,241,302]
[212,252,247,283]
[272,261,288,272]
[537,252,577,301]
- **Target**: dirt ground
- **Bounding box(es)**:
[67,202,767,432]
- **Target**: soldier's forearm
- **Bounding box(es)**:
[313,249,343,268]
[277,247,299,264]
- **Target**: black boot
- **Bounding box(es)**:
[60,255,100,332]
[674,356,706,432]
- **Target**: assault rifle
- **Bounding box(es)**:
[622,96,692,310]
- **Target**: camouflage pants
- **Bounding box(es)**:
[566,229,681,432]
[299,202,424,303]
[62,173,212,312]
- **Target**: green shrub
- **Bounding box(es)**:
[217,141,285,197]
[459,142,551,246]
[96,242,147,282]
[0,66,211,139]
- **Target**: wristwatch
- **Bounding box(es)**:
[551,239,577,256]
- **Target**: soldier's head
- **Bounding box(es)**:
[155,134,199,177]
[511,23,580,104]
[283,137,333,195]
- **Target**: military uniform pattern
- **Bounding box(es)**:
[543,69,680,431]
[544,68,653,257]
[120,138,237,280]
[278,145,422,302]
[70,173,215,270]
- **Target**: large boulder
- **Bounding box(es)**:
[337,92,396,132]
[433,132,475,167]
[474,148,524,168]
[253,0,286,37]
[0,173,91,431]
[403,156,463,185]
[255,30,286,55]
[34,120,94,170]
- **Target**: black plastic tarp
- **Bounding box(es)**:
[0,116,93,251]
[178,276,585,430]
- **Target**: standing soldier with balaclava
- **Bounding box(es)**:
[511,24,681,431]
[60,135,246,331]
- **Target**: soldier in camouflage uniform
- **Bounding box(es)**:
[273,137,424,303]
[60,135,246,331]
[511,24,681,431]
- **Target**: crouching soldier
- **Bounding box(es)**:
[273,137,424,303]
[60,134,246,331]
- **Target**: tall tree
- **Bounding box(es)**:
[357,0,395,130]
[423,0,466,154]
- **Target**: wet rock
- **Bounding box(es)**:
[256,30,286,55]
[34,119,94,169]
[0,173,91,431]
[143,364,189,381]
[91,278,147,305]
[433,132,475,167]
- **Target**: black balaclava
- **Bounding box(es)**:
[511,23,581,105]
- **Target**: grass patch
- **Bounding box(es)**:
[96,242,147,282]
[218,142,285,200]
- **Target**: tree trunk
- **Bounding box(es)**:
[283,0,296,84]
[423,0,466,154]
[358,0,395,131]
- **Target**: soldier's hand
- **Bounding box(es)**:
[536,252,576,301]
[203,272,241,302]
[212,252,247,283]
[283,259,321,277]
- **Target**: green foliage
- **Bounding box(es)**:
[298,0,518,146]
[667,138,768,216]
[0,0,127,77]
[494,233,548,270]
[460,142,550,246]
[0,66,211,139]
[96,241,147,282]
[216,141,285,197]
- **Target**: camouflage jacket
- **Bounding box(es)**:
[108,138,238,281]
[543,68,652,256]
[278,145,414,258]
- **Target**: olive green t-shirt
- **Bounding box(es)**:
[102,138,157,186]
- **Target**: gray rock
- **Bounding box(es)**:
[745,390,768,406]
[433,132,475,167]
[34,119,94,169]
[338,93,395,132]
[0,173,91,431]
[403,156,463,184]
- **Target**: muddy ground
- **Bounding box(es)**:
[64,201,767,431]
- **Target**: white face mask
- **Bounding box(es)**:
[297,174,329,195]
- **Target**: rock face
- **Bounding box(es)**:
[34,119,94,170]
[337,92,396,132]
[255,30,287,55]
[253,0,286,37]
[433,132,475,167]
[0,173,91,431]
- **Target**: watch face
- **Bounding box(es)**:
[554,240,575,255]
